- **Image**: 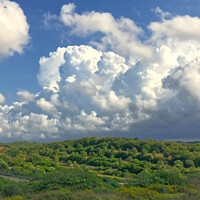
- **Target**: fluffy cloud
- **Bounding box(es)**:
[153,7,172,20]
[0,111,59,141]
[37,47,67,91]
[149,15,200,41]
[36,98,60,119]
[163,60,200,105]
[1,4,200,141]
[0,93,5,104]
[59,3,152,58]
[64,110,108,132]
[17,90,35,102]
[0,0,29,59]
[38,45,132,116]
[92,91,131,112]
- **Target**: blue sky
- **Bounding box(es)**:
[1,0,200,142]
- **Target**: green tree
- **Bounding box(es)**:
[185,159,195,168]
[174,160,183,168]
[0,159,8,171]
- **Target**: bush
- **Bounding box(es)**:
[0,159,8,171]
[131,170,154,187]
[115,186,159,200]
[131,170,166,187]
[1,183,22,197]
[148,184,178,194]
[157,169,185,185]
[5,196,23,200]
[185,160,195,168]
[31,167,105,192]
[26,190,73,200]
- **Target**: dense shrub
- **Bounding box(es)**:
[1,183,22,197]
[116,186,159,200]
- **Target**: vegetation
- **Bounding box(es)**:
[0,137,199,199]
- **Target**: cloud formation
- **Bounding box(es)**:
[1,4,200,141]
[153,7,172,20]
[0,0,29,59]
[60,3,152,58]
[17,90,35,102]
[0,93,5,104]
[149,15,200,41]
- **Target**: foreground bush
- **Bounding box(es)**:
[115,186,159,200]
[1,184,22,198]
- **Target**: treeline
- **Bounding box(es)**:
[0,137,199,199]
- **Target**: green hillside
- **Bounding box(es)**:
[0,137,200,199]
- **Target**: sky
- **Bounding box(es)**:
[1,0,200,142]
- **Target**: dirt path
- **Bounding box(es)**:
[0,174,29,182]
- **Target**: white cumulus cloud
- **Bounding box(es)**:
[59,3,152,58]
[149,15,200,41]
[17,90,35,102]
[0,0,29,59]
[0,93,5,104]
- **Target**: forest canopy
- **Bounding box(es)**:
[0,137,199,199]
